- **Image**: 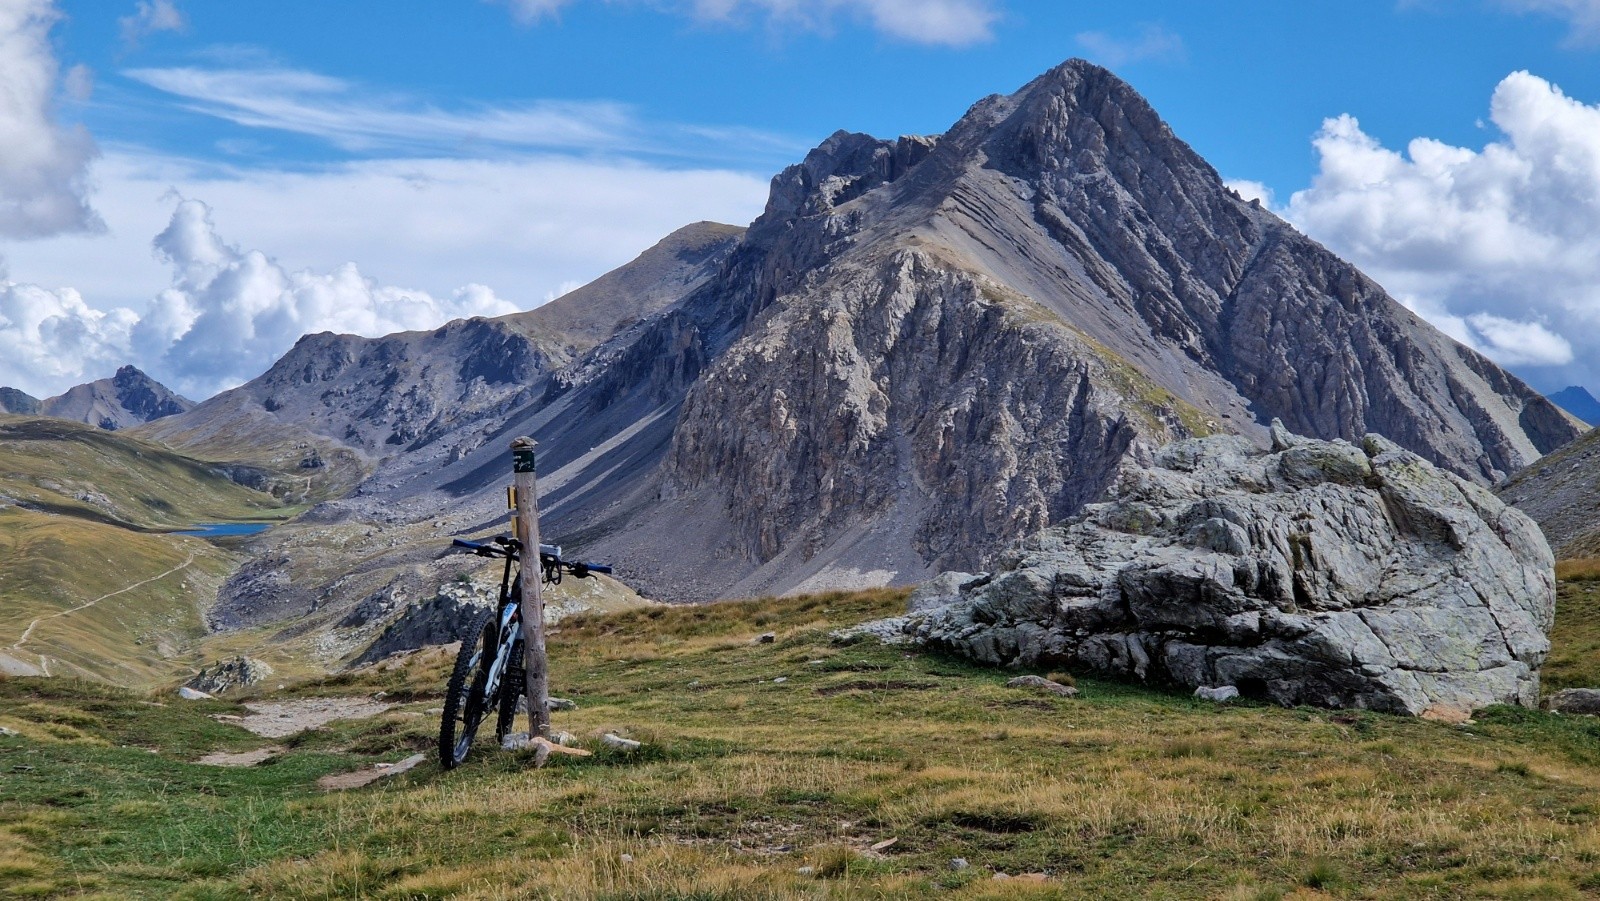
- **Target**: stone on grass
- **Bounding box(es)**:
[602,733,642,751]
[548,696,577,711]
[1547,688,1600,715]
[185,656,274,696]
[1194,685,1240,703]
[1005,675,1078,698]
[177,687,214,700]
[950,858,970,871]
[886,428,1557,716]
[756,632,777,644]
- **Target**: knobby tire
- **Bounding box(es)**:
[497,639,525,741]
[438,606,499,769]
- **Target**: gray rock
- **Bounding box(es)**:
[1548,688,1600,715]
[548,697,577,711]
[909,572,984,612]
[1194,685,1240,703]
[352,582,494,666]
[1005,675,1078,698]
[895,428,1555,716]
[602,733,642,751]
[185,656,274,696]
[755,632,776,644]
[177,687,214,701]
[0,725,19,737]
[950,858,970,871]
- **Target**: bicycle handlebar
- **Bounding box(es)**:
[450,537,611,577]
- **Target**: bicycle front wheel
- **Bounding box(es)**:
[439,606,499,769]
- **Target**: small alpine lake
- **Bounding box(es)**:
[180,522,274,538]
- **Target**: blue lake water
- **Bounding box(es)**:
[182,522,273,538]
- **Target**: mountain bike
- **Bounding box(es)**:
[438,535,611,769]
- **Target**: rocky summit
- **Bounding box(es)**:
[35,365,194,431]
[883,424,1554,716]
[140,59,1577,629]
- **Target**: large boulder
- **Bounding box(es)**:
[185,656,275,696]
[899,424,1556,715]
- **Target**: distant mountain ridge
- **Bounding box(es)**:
[138,59,1579,642]
[1549,386,1600,427]
[1,366,194,430]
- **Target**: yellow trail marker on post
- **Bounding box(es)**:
[510,436,550,738]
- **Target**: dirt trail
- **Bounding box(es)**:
[9,551,197,653]
[233,698,395,738]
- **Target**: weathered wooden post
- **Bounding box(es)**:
[511,436,550,738]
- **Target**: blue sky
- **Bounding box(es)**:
[3,0,1600,400]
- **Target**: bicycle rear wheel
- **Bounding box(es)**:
[438,607,499,769]
[496,638,526,741]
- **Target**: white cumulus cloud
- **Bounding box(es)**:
[1287,70,1600,387]
[0,0,101,239]
[0,281,133,396]
[136,199,520,397]
[0,198,529,399]
[496,0,999,46]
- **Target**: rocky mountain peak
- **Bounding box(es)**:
[0,387,41,416]
[758,130,939,227]
[108,365,193,422]
[36,366,194,431]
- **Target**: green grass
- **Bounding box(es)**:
[1544,579,1600,691]
[6,585,1600,899]
[0,416,291,530]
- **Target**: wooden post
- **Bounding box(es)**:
[511,436,550,738]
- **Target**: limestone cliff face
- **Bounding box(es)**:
[664,250,1189,574]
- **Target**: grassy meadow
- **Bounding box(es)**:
[4,585,1600,899]
[0,416,297,684]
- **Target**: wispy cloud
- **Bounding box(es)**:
[122,65,802,165]
[495,0,1000,47]
[119,0,186,50]
[1496,0,1600,46]
[1074,24,1186,67]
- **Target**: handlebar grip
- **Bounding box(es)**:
[452,539,483,550]
[584,563,613,575]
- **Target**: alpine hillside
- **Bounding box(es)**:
[138,60,1579,652]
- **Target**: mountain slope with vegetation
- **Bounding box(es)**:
[0,415,295,683]
[4,585,1600,899]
